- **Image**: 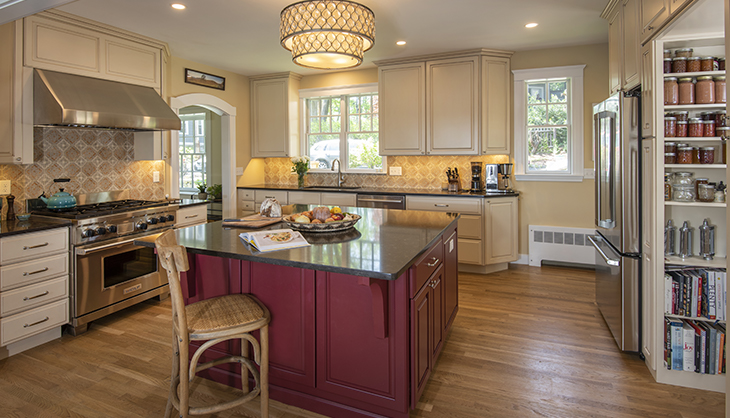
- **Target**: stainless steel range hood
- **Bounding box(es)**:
[33,69,181,131]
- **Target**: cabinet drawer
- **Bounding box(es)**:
[254,190,288,205]
[406,196,481,214]
[176,205,207,227]
[238,189,254,201]
[0,253,69,291]
[409,238,443,298]
[0,228,69,264]
[1,298,68,346]
[1,275,68,316]
[240,201,255,212]
[457,215,482,239]
[321,192,356,207]
[458,238,483,265]
[289,191,321,205]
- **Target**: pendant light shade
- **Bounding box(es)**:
[280,0,375,70]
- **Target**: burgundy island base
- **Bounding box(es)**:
[136,205,459,418]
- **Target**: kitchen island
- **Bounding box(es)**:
[136,205,459,418]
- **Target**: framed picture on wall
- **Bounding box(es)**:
[184,68,225,90]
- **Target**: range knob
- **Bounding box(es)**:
[166,214,175,222]
[158,216,167,223]
[81,229,96,238]
[135,221,148,231]
[95,227,107,235]
[147,217,159,225]
[107,225,118,233]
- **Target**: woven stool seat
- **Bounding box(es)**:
[186,294,266,335]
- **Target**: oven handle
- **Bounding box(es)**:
[75,238,142,255]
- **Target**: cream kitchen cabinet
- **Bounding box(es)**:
[641,42,656,137]
[175,204,207,228]
[24,11,165,89]
[0,21,33,164]
[606,0,640,93]
[0,227,70,358]
[288,191,322,205]
[483,197,519,265]
[640,0,669,43]
[250,73,302,158]
[321,192,357,207]
[376,49,513,156]
[608,7,622,94]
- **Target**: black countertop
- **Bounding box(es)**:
[136,205,458,280]
[238,184,519,198]
[0,217,71,238]
[173,199,210,208]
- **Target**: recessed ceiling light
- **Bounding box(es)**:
[525,22,538,28]
[396,41,406,46]
[171,3,186,10]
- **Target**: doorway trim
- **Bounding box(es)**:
[170,93,237,219]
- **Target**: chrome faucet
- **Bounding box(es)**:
[331,158,345,188]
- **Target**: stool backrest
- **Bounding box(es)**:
[155,229,190,337]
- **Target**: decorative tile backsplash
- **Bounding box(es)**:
[0,127,165,219]
[264,155,510,189]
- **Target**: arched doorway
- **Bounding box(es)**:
[170,94,237,219]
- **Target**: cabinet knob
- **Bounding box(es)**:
[647,25,654,31]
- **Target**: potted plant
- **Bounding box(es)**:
[291,156,310,188]
[195,180,208,200]
[208,184,223,200]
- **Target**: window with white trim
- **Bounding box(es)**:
[178,112,210,192]
[513,65,585,182]
[300,84,384,173]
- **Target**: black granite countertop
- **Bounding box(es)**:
[136,205,458,280]
[238,184,519,198]
[0,217,71,238]
[173,199,210,208]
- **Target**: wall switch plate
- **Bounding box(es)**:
[583,168,595,179]
[153,171,160,183]
[389,166,402,176]
[0,180,10,195]
[236,167,244,175]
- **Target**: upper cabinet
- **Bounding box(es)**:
[606,0,641,93]
[250,72,302,158]
[641,0,670,43]
[0,21,32,164]
[608,8,622,94]
[376,49,513,156]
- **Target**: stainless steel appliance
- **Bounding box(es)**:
[470,162,483,192]
[484,164,499,190]
[588,91,641,352]
[30,190,176,335]
[497,163,514,192]
[356,194,406,209]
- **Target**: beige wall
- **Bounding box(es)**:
[168,56,264,188]
[299,67,378,90]
[511,43,608,254]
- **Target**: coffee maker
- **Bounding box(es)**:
[470,162,483,192]
[484,164,499,190]
[497,163,514,192]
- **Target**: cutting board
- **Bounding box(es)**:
[221,214,282,228]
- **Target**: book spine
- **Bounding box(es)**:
[670,320,684,371]
[682,321,695,372]
[665,274,673,314]
[708,270,716,320]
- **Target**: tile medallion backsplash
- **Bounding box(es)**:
[0,128,165,219]
[264,155,510,189]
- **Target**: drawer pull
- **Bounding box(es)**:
[23,242,49,250]
[185,215,199,219]
[24,316,49,328]
[434,204,449,208]
[426,257,440,267]
[23,291,49,301]
[23,267,49,276]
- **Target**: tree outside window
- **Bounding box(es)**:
[526,79,570,173]
[179,113,207,191]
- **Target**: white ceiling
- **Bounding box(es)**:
[56,0,609,77]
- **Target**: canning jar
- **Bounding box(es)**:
[698,184,715,202]
[698,112,712,121]
[700,57,717,72]
[672,57,687,73]
[673,185,696,201]
[695,177,708,194]
[664,77,679,105]
[665,153,677,164]
[672,171,695,186]
[664,49,672,59]
[688,118,704,137]
[678,77,695,104]
[699,147,715,164]
[687,57,701,73]
[703,120,716,137]
[677,146,694,163]
[675,48,693,58]
[714,111,727,127]
[696,76,715,104]
[665,142,677,153]
[664,116,677,137]
[673,111,689,122]
[719,58,726,71]
[714,76,726,104]
[665,175,672,201]
[663,58,673,73]
[717,126,730,139]
[676,121,688,137]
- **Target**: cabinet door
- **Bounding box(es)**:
[641,42,656,138]
[320,192,356,207]
[288,191,321,205]
[668,0,692,15]
[430,265,444,361]
[378,62,426,155]
[0,22,32,165]
[251,78,290,157]
[410,279,432,407]
[641,139,657,371]
[481,56,511,154]
[608,9,621,94]
[426,56,479,155]
[622,0,640,90]
[641,0,669,43]
[105,37,160,88]
[484,197,519,264]
[443,230,458,331]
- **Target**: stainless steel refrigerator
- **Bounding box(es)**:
[588,91,640,352]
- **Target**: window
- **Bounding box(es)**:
[300,84,384,173]
[178,112,209,191]
[513,65,585,181]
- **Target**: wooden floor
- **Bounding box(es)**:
[0,265,724,417]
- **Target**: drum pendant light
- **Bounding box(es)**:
[280,0,375,70]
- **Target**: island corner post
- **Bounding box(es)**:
[137,206,459,418]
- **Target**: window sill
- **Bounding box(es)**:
[515,173,584,182]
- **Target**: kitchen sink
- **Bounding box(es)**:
[303,186,362,190]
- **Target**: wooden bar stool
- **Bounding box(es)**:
[155,230,270,418]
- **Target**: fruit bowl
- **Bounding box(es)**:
[282,213,361,233]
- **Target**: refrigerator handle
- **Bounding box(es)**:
[587,235,621,267]
[594,111,617,229]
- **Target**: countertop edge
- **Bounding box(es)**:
[0,218,72,238]
[238,184,519,198]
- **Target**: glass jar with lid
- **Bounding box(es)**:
[696,76,715,104]
[700,57,717,72]
[677,146,694,163]
[674,48,693,58]
[676,120,688,137]
[703,120,716,137]
[699,147,715,164]
[687,57,701,73]
[673,111,689,122]
[663,58,673,73]
[664,77,679,105]
[673,185,696,201]
[698,183,715,202]
[678,77,695,104]
[672,171,695,186]
[664,117,677,137]
[688,118,703,137]
[714,76,726,104]
[672,57,687,73]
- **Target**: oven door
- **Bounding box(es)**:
[74,235,168,318]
